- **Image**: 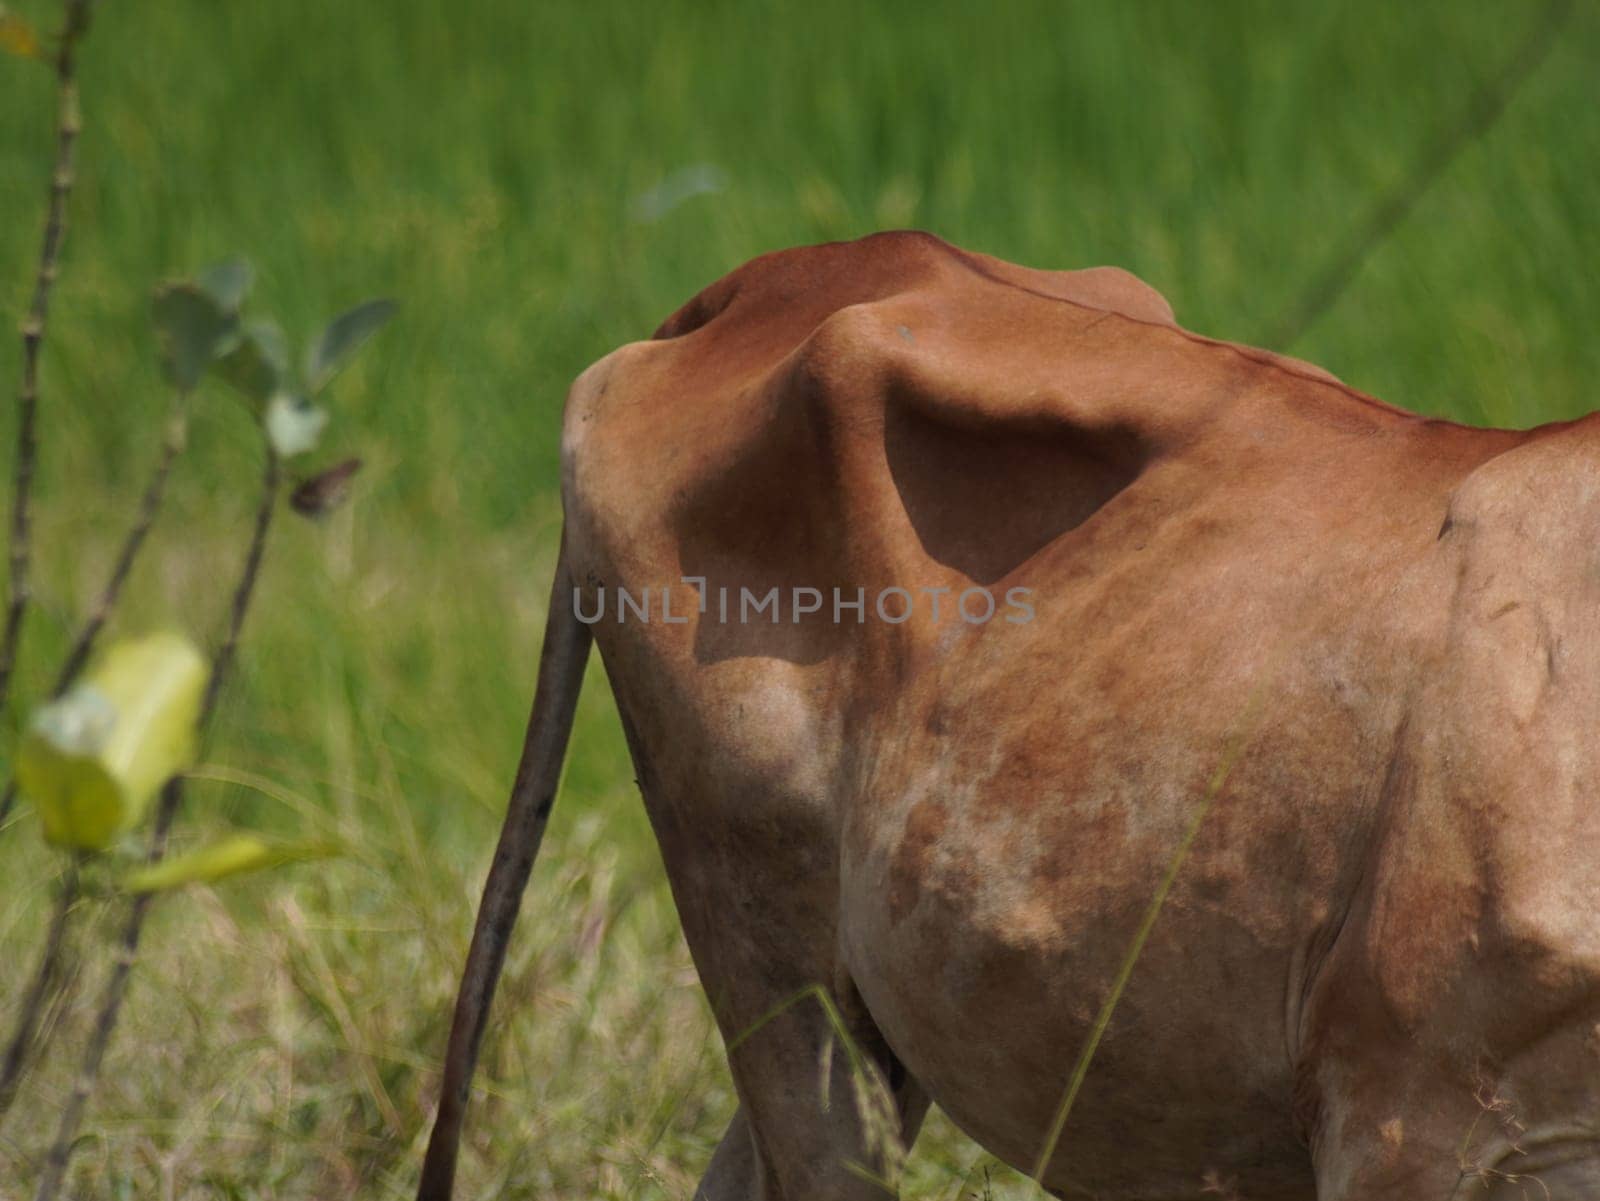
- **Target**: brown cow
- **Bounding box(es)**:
[420,231,1600,1199]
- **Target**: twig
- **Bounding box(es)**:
[193,450,281,730]
[0,415,185,1116]
[53,413,188,697]
[0,0,97,715]
[0,413,186,830]
[0,857,80,1125]
[1261,0,1575,350]
[32,447,282,1201]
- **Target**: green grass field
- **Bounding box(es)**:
[0,0,1596,1195]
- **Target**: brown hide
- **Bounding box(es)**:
[554,231,1600,1200]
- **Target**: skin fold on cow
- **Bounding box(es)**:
[420,230,1600,1200]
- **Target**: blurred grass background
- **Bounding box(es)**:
[0,0,1595,1195]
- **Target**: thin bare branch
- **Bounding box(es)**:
[32,447,282,1201]
[0,414,186,831]
[0,0,97,713]
[53,414,188,696]
[0,857,80,1125]
[195,450,281,729]
[0,412,185,1112]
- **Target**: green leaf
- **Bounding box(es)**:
[305,298,396,393]
[265,392,328,458]
[216,319,287,406]
[123,834,338,893]
[151,281,239,393]
[196,256,254,314]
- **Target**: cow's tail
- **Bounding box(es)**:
[418,534,592,1201]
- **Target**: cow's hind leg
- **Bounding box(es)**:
[603,645,929,1194]
[694,1109,763,1201]
[692,978,930,1200]
[654,802,929,1197]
